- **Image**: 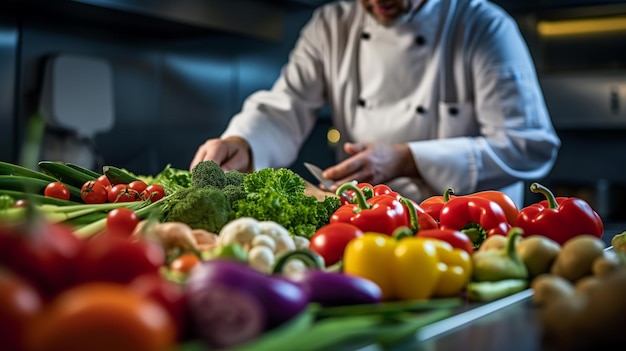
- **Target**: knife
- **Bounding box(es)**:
[303,162,334,190]
[303,162,352,201]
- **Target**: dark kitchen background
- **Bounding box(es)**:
[0,0,625,227]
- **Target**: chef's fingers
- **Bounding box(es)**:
[344,142,367,155]
[189,138,230,171]
[323,156,368,189]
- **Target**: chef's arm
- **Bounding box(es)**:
[220,8,328,171]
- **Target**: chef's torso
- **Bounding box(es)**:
[353,9,437,143]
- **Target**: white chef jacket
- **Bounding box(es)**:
[221,0,561,207]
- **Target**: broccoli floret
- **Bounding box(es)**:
[222,184,246,214]
[164,186,231,233]
[191,160,226,189]
[224,170,245,187]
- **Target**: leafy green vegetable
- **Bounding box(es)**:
[234,168,341,238]
[132,164,192,194]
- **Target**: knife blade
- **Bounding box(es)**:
[303,162,352,201]
[304,162,334,190]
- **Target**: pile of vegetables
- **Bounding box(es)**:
[530,234,626,350]
[0,157,616,351]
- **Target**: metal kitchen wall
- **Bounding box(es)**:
[507,1,626,222]
[0,0,331,178]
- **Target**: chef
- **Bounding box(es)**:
[190,0,561,208]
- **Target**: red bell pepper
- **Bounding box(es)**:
[438,196,511,249]
[331,182,407,235]
[416,228,475,255]
[398,197,439,233]
[340,182,398,205]
[516,182,604,246]
[470,190,519,226]
[419,188,456,222]
[420,188,518,226]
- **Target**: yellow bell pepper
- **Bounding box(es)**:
[343,229,472,301]
[428,239,473,297]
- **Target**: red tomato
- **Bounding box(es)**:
[106,208,139,237]
[142,184,165,202]
[108,184,137,203]
[27,283,176,351]
[44,182,70,200]
[77,236,165,285]
[128,180,148,194]
[0,221,84,299]
[129,274,190,341]
[95,174,111,188]
[309,222,364,266]
[81,181,108,204]
[0,270,43,351]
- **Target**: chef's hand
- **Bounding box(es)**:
[321,142,419,191]
[190,136,253,172]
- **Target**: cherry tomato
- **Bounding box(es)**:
[27,282,176,351]
[0,270,43,351]
[106,208,139,237]
[142,184,166,202]
[309,222,364,266]
[128,180,148,195]
[43,182,70,200]
[95,174,111,188]
[108,184,137,203]
[0,221,84,299]
[77,236,165,285]
[81,181,108,204]
[129,274,190,341]
[169,253,201,275]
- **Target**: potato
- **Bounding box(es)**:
[550,235,605,283]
